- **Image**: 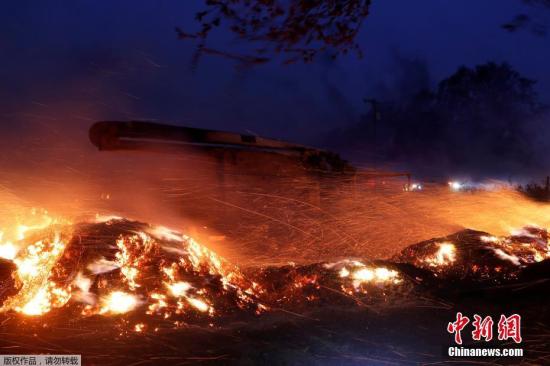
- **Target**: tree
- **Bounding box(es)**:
[176,0,372,67]
[502,1,550,36]
[329,63,546,177]
[434,63,542,168]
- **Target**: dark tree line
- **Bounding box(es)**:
[329,63,548,177]
[176,0,372,66]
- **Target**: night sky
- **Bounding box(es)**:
[1,0,549,175]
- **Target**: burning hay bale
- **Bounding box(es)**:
[0,217,264,325]
[392,227,550,287]
[0,258,20,306]
[249,260,412,312]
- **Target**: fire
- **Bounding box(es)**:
[374,267,399,281]
[115,233,157,290]
[0,210,73,316]
[167,281,191,297]
[339,267,350,278]
[0,205,547,333]
[425,242,456,267]
[352,268,374,282]
[480,235,499,243]
[0,209,58,261]
[351,266,400,286]
[19,283,71,316]
[100,291,138,314]
[0,242,17,260]
[326,260,402,292]
[479,228,549,265]
[19,287,50,315]
[187,297,210,312]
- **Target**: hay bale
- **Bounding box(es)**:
[0,258,19,306]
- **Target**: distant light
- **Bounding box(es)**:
[411,183,422,191]
[405,183,423,192]
[449,181,462,191]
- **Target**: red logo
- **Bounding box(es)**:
[448,313,522,344]
[447,312,470,344]
[497,314,522,344]
[472,314,494,341]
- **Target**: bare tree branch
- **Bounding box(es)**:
[502,1,549,36]
[177,0,372,66]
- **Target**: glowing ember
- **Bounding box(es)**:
[436,243,456,263]
[168,282,191,297]
[101,291,138,314]
[339,267,350,278]
[18,283,71,316]
[480,235,499,243]
[352,268,374,282]
[425,242,456,267]
[115,233,157,290]
[351,266,400,286]
[0,242,17,260]
[325,260,402,292]
[187,297,210,312]
[374,267,399,281]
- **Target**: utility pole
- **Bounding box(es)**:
[364,98,381,164]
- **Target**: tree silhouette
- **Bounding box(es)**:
[434,63,542,166]
[176,0,372,67]
[330,63,546,176]
[502,1,549,36]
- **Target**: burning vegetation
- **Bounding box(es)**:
[0,213,402,323]
[1,209,548,329]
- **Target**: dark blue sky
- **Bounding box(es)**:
[1,0,549,146]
